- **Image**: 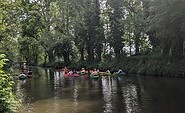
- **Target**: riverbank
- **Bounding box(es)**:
[44,55,185,78]
[110,56,185,78]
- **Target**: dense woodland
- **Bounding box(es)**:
[0,0,185,112]
[1,0,185,75]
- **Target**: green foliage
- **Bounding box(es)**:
[0,54,20,113]
[0,0,21,61]
[149,0,185,59]
[1,0,185,77]
[107,0,125,60]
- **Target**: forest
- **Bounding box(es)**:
[1,0,185,76]
[1,0,185,112]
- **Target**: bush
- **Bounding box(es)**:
[0,54,20,113]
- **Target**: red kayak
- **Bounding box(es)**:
[64,73,79,77]
[70,73,79,77]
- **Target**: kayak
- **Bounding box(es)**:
[19,74,27,79]
[98,72,111,76]
[64,73,79,77]
[111,72,127,77]
[79,72,87,76]
[70,73,80,77]
[27,71,33,78]
[27,74,33,78]
[90,74,99,79]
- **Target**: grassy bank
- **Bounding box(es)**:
[97,56,185,78]
[44,55,185,78]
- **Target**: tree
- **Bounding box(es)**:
[74,0,105,63]
[150,0,185,61]
[108,0,125,61]
[124,0,147,55]
[0,54,20,113]
[0,0,22,61]
[94,0,105,62]
[20,1,44,65]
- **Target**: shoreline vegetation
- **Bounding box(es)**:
[0,54,20,113]
[43,55,185,78]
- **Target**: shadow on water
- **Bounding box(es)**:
[14,67,185,113]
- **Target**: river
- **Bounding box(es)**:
[14,67,185,113]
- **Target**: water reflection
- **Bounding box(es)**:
[73,84,79,113]
[54,71,60,91]
[15,79,35,113]
[47,69,50,80]
[102,76,112,113]
[53,71,60,113]
[122,84,140,113]
[14,67,185,113]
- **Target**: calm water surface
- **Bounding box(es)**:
[14,67,185,113]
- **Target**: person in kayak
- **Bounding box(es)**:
[117,68,123,74]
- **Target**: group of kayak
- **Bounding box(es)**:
[62,67,127,79]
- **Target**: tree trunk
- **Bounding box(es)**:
[34,55,38,65]
[135,31,140,55]
[48,54,53,63]
[114,47,121,62]
[171,35,183,61]
[44,54,48,64]
[63,52,70,65]
[87,45,91,62]
[96,44,102,62]
[87,42,94,62]
[91,48,94,62]
[129,32,132,56]
[162,42,171,56]
[80,48,84,62]
[47,50,54,63]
